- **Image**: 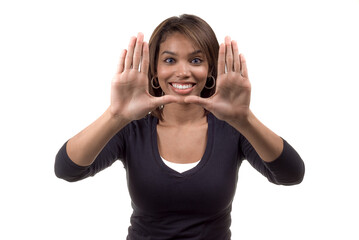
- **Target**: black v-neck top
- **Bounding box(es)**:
[55,114,304,240]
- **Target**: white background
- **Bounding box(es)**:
[1,0,358,239]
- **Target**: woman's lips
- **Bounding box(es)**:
[171,83,194,89]
[169,82,196,94]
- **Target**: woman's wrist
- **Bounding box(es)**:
[226,108,253,131]
[106,107,131,132]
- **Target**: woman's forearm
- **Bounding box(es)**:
[66,107,130,166]
[227,110,283,163]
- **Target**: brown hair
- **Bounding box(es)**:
[148,14,219,120]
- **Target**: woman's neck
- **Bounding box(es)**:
[160,103,207,127]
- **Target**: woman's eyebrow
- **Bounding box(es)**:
[161,51,176,56]
[160,50,203,56]
[190,50,203,55]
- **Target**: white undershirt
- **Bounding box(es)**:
[161,156,201,173]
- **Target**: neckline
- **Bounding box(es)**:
[161,156,201,165]
[161,156,201,174]
[151,113,214,177]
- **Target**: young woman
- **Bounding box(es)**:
[55,14,305,240]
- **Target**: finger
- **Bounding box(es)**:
[124,36,137,69]
[232,40,241,73]
[132,32,144,70]
[116,49,127,74]
[151,95,182,108]
[225,36,233,72]
[217,43,225,75]
[183,96,212,111]
[240,54,248,78]
[141,42,149,75]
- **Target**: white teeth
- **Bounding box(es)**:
[172,83,193,90]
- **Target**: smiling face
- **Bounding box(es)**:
[156,32,209,98]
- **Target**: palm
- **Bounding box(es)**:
[209,71,251,121]
[185,37,251,122]
[111,70,152,120]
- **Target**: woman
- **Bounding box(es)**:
[55,14,305,239]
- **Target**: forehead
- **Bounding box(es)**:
[159,32,201,54]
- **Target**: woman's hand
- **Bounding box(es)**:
[184,36,251,124]
[110,33,180,122]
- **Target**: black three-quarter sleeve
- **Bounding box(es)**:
[239,134,305,186]
[54,129,127,182]
[263,139,305,185]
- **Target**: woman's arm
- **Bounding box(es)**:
[58,33,180,168]
[185,36,304,183]
[185,36,284,162]
[227,110,283,163]
[238,131,304,185]
[66,107,129,167]
[54,114,127,182]
[185,36,281,160]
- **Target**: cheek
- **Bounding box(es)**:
[157,67,171,79]
[193,67,209,82]
[156,64,173,82]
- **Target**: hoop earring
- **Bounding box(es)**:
[204,76,216,89]
[151,77,161,89]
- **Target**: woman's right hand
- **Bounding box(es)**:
[110,33,179,122]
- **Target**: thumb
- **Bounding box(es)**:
[184,96,212,111]
[150,95,182,108]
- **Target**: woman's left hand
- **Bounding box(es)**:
[184,36,251,124]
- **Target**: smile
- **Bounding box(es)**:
[171,83,194,89]
[169,82,196,94]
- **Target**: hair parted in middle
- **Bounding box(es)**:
[148,14,220,120]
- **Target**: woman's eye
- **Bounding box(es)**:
[164,58,175,63]
[191,58,203,64]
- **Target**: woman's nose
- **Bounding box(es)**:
[175,62,190,78]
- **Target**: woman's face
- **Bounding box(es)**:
[156,32,209,98]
